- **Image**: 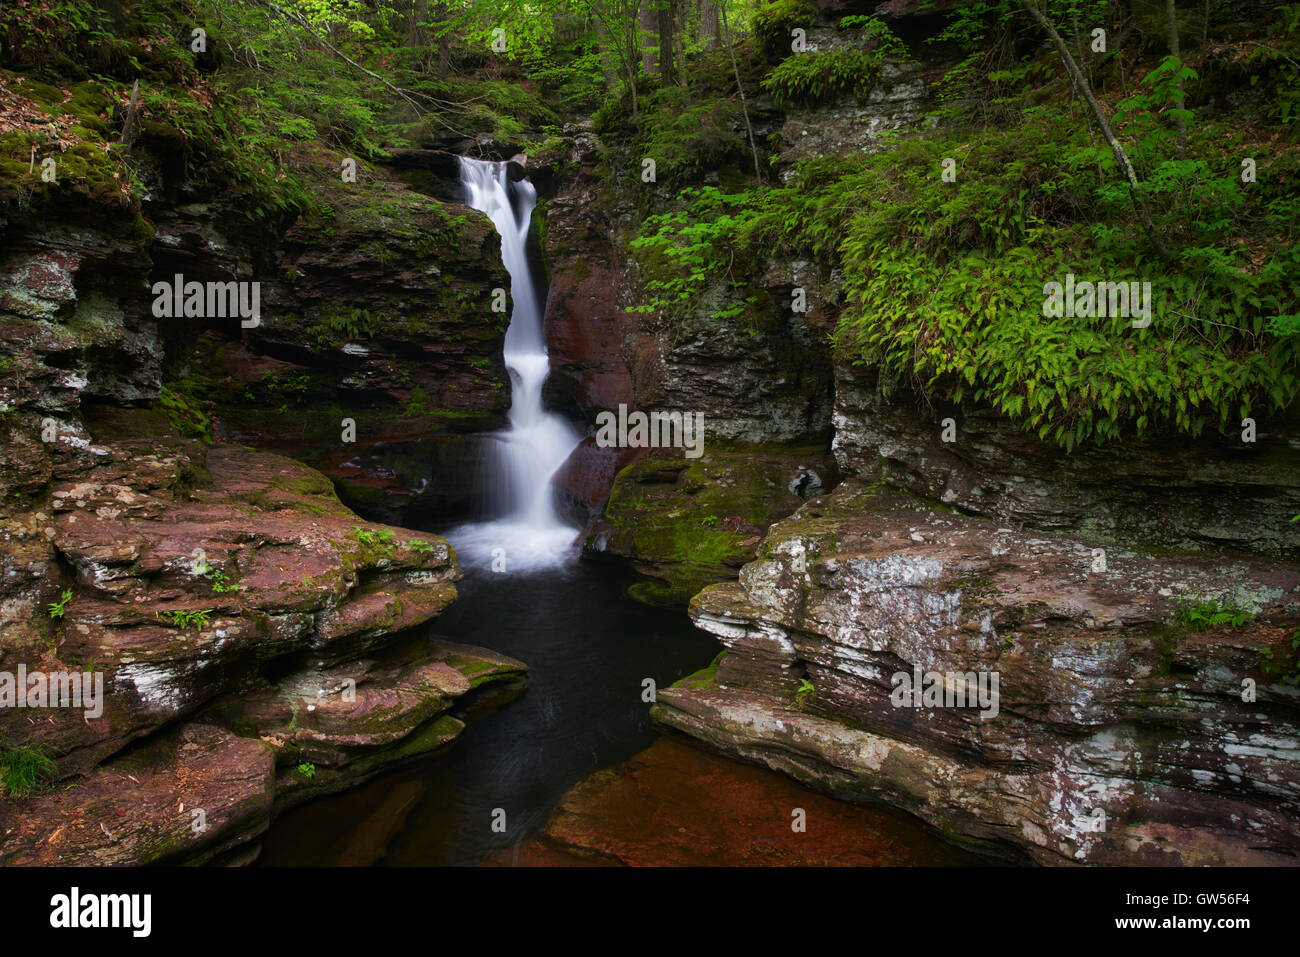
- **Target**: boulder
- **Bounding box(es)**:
[653,480,1300,865]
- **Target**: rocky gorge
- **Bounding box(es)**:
[1,0,1298,869]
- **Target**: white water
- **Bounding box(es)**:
[450,157,582,570]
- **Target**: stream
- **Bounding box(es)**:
[255,157,981,867]
[255,551,721,865]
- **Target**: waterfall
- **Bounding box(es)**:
[451,156,582,569]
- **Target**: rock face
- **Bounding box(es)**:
[0,68,513,529]
[0,60,531,866]
[0,723,277,866]
[834,364,1300,559]
[653,480,1300,865]
[542,129,838,528]
[564,1,1300,865]
[0,412,525,865]
[157,164,513,524]
[248,165,511,425]
[582,445,839,607]
[542,131,639,420]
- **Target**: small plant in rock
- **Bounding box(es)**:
[0,745,57,797]
[1261,631,1300,685]
[296,761,316,779]
[352,525,396,555]
[47,589,73,620]
[1173,597,1255,631]
[794,678,815,707]
[159,608,214,630]
[206,570,241,594]
[407,538,436,555]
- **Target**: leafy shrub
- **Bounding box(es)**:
[207,571,240,595]
[1173,598,1255,630]
[753,0,817,59]
[630,101,1300,450]
[794,677,815,706]
[609,85,746,188]
[315,304,383,346]
[1260,630,1300,685]
[761,48,888,107]
[630,186,765,322]
[351,525,397,556]
[159,608,214,630]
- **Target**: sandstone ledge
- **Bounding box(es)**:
[652,480,1300,865]
[0,426,525,864]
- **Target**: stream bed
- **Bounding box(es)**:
[255,545,983,866]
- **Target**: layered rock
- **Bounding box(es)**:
[2,134,511,529]
[1,632,525,866]
[834,363,1300,558]
[0,413,525,864]
[542,130,638,419]
[543,126,838,528]
[156,161,513,524]
[653,480,1300,865]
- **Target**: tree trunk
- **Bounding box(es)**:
[699,0,719,48]
[659,0,676,85]
[1020,0,1170,260]
[640,1,658,74]
[1168,0,1187,159]
[595,14,620,88]
[120,79,140,146]
[719,0,762,185]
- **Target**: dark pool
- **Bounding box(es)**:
[254,552,721,865]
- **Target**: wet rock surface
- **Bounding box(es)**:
[491,736,982,866]
[543,131,639,419]
[652,480,1300,865]
[0,722,276,866]
[0,412,524,864]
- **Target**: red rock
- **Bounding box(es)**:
[490,737,981,866]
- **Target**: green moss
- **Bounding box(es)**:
[596,445,830,607]
[761,48,893,108]
[157,386,213,443]
[445,653,527,690]
[939,825,1001,850]
[669,650,727,691]
[272,473,338,499]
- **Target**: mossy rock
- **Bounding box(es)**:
[591,444,837,608]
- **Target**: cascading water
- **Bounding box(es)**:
[450,156,582,569]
